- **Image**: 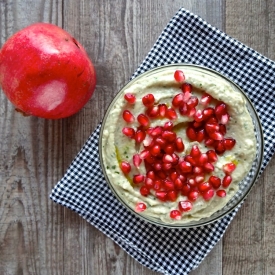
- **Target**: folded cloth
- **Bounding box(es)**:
[50,8,275,275]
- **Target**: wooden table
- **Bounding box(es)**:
[0,1,274,274]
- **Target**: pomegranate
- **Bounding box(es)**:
[0,23,96,119]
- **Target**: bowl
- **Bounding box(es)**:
[99,64,264,228]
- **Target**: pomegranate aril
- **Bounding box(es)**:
[158,104,167,117]
[179,161,193,173]
[156,191,168,201]
[208,131,224,141]
[133,174,144,184]
[172,93,184,107]
[146,170,156,179]
[181,82,192,93]
[190,145,201,158]
[202,189,214,201]
[149,126,162,137]
[162,163,172,171]
[174,178,183,190]
[153,161,162,171]
[145,177,154,188]
[120,161,131,174]
[216,189,227,197]
[215,140,225,155]
[140,149,150,159]
[140,186,150,196]
[163,154,174,163]
[184,155,196,166]
[186,126,196,141]
[179,200,192,212]
[206,150,218,163]
[171,153,179,164]
[193,166,203,174]
[219,124,226,135]
[179,102,188,116]
[205,138,215,147]
[205,123,220,134]
[153,179,162,191]
[187,178,196,187]
[135,202,147,212]
[170,210,181,220]
[174,70,185,82]
[166,107,178,120]
[142,93,155,107]
[183,91,192,102]
[220,113,230,124]
[137,114,150,127]
[209,175,221,189]
[223,162,236,174]
[122,127,135,138]
[199,153,208,166]
[203,107,215,118]
[163,121,174,130]
[167,191,177,201]
[195,175,205,184]
[123,110,135,123]
[164,144,175,154]
[198,181,211,192]
[163,179,175,191]
[201,93,212,105]
[150,144,161,156]
[193,121,203,128]
[135,130,146,143]
[215,102,227,117]
[124,93,136,104]
[170,171,178,181]
[188,191,199,201]
[156,170,166,179]
[222,175,232,187]
[133,154,142,168]
[223,138,236,150]
[204,162,215,173]
[182,184,191,196]
[162,130,177,141]
[175,137,185,152]
[196,129,205,142]
[187,96,199,108]
[194,109,204,122]
[146,106,159,118]
[187,107,196,117]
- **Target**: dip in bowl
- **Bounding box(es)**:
[99,64,264,228]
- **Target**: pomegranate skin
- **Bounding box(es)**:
[0,23,96,119]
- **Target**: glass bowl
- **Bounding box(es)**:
[99,64,264,228]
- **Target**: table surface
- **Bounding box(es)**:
[1,0,275,274]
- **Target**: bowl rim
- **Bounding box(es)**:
[99,63,265,229]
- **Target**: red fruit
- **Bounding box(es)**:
[193,166,203,174]
[190,145,201,158]
[137,114,150,127]
[205,138,215,147]
[184,155,196,166]
[174,70,185,82]
[158,104,167,117]
[164,144,175,154]
[163,154,174,163]
[187,96,199,108]
[202,189,214,201]
[194,109,204,122]
[162,163,172,171]
[155,137,167,148]
[149,126,163,137]
[135,202,147,212]
[172,93,184,107]
[219,124,227,135]
[123,110,135,123]
[175,137,185,152]
[178,200,192,212]
[0,23,96,119]
[140,186,150,196]
[140,149,150,159]
[165,107,178,120]
[220,113,230,124]
[203,162,215,173]
[170,210,181,220]
[163,121,174,130]
[145,177,154,188]
[182,184,191,196]
[181,83,192,93]
[122,127,135,138]
[150,144,161,156]
[198,182,211,192]
[167,191,177,202]
[198,153,208,166]
[142,93,155,107]
[120,161,131,174]
[153,180,162,191]
[196,129,206,142]
[188,191,199,201]
[203,107,215,118]
[178,161,193,173]
[215,140,226,155]
[205,123,220,134]
[146,170,156,179]
[209,175,221,189]
[206,150,218,163]
[174,178,183,190]
[135,129,146,143]
[215,102,227,118]
[208,131,224,141]
[146,105,159,117]
[222,175,232,187]
[179,102,188,115]
[186,126,197,141]
[156,191,168,201]
[162,131,177,142]
[201,93,212,105]
[133,154,142,168]
[223,163,236,174]
[216,190,227,198]
[124,93,136,104]
[133,174,145,184]
[223,138,236,150]
[163,179,175,191]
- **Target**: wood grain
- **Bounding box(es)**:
[0,1,274,275]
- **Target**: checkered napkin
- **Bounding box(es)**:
[50,8,275,275]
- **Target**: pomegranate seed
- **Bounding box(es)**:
[222,175,232,187]
[205,138,215,147]
[163,121,174,130]
[170,209,181,220]
[219,124,227,135]
[179,102,188,115]
[145,177,154,188]
[158,104,167,117]
[174,70,185,82]
[162,163,172,171]
[187,107,196,117]
[120,161,131,174]
[223,163,236,174]
[206,150,218,162]
[162,131,177,141]
[216,189,227,197]
[150,144,161,156]
[202,189,214,201]
[193,166,203,174]
[137,114,150,127]
[133,154,142,167]
[205,123,220,134]
[201,93,212,105]
[155,137,167,148]
[174,178,183,190]
[179,161,193,173]
[196,129,205,142]
[193,121,203,128]
[146,170,156,179]
[223,138,236,150]
[186,126,197,141]
[198,182,211,192]
[163,179,175,191]
[172,93,184,107]
[140,186,150,196]
[133,174,145,184]
[166,107,178,120]
[135,129,146,143]
[215,102,227,117]
[135,202,146,212]
[163,154,173,163]
[170,171,178,181]
[175,137,185,152]
[171,153,179,164]
[140,149,150,159]
[153,161,162,171]
[187,96,199,108]
[203,107,215,118]
[167,191,177,201]
[123,110,135,123]
[209,175,221,189]
[182,184,191,196]
[122,127,135,138]
[145,155,155,164]
[190,145,201,158]
[199,153,208,166]
[146,105,159,118]
[208,131,224,141]
[188,191,199,201]
[124,93,136,104]
[183,91,192,102]
[150,126,163,137]
[184,155,196,166]
[156,191,168,201]
[179,200,192,212]
[215,140,226,155]
[206,116,218,124]
[156,170,166,179]
[194,109,204,122]
[220,113,230,124]
[181,82,192,93]
[153,180,162,191]
[142,93,155,107]
[195,175,205,183]
[143,135,153,147]
[204,162,215,173]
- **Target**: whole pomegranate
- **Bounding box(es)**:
[0,23,96,119]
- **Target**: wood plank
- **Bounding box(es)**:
[224,1,275,274]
